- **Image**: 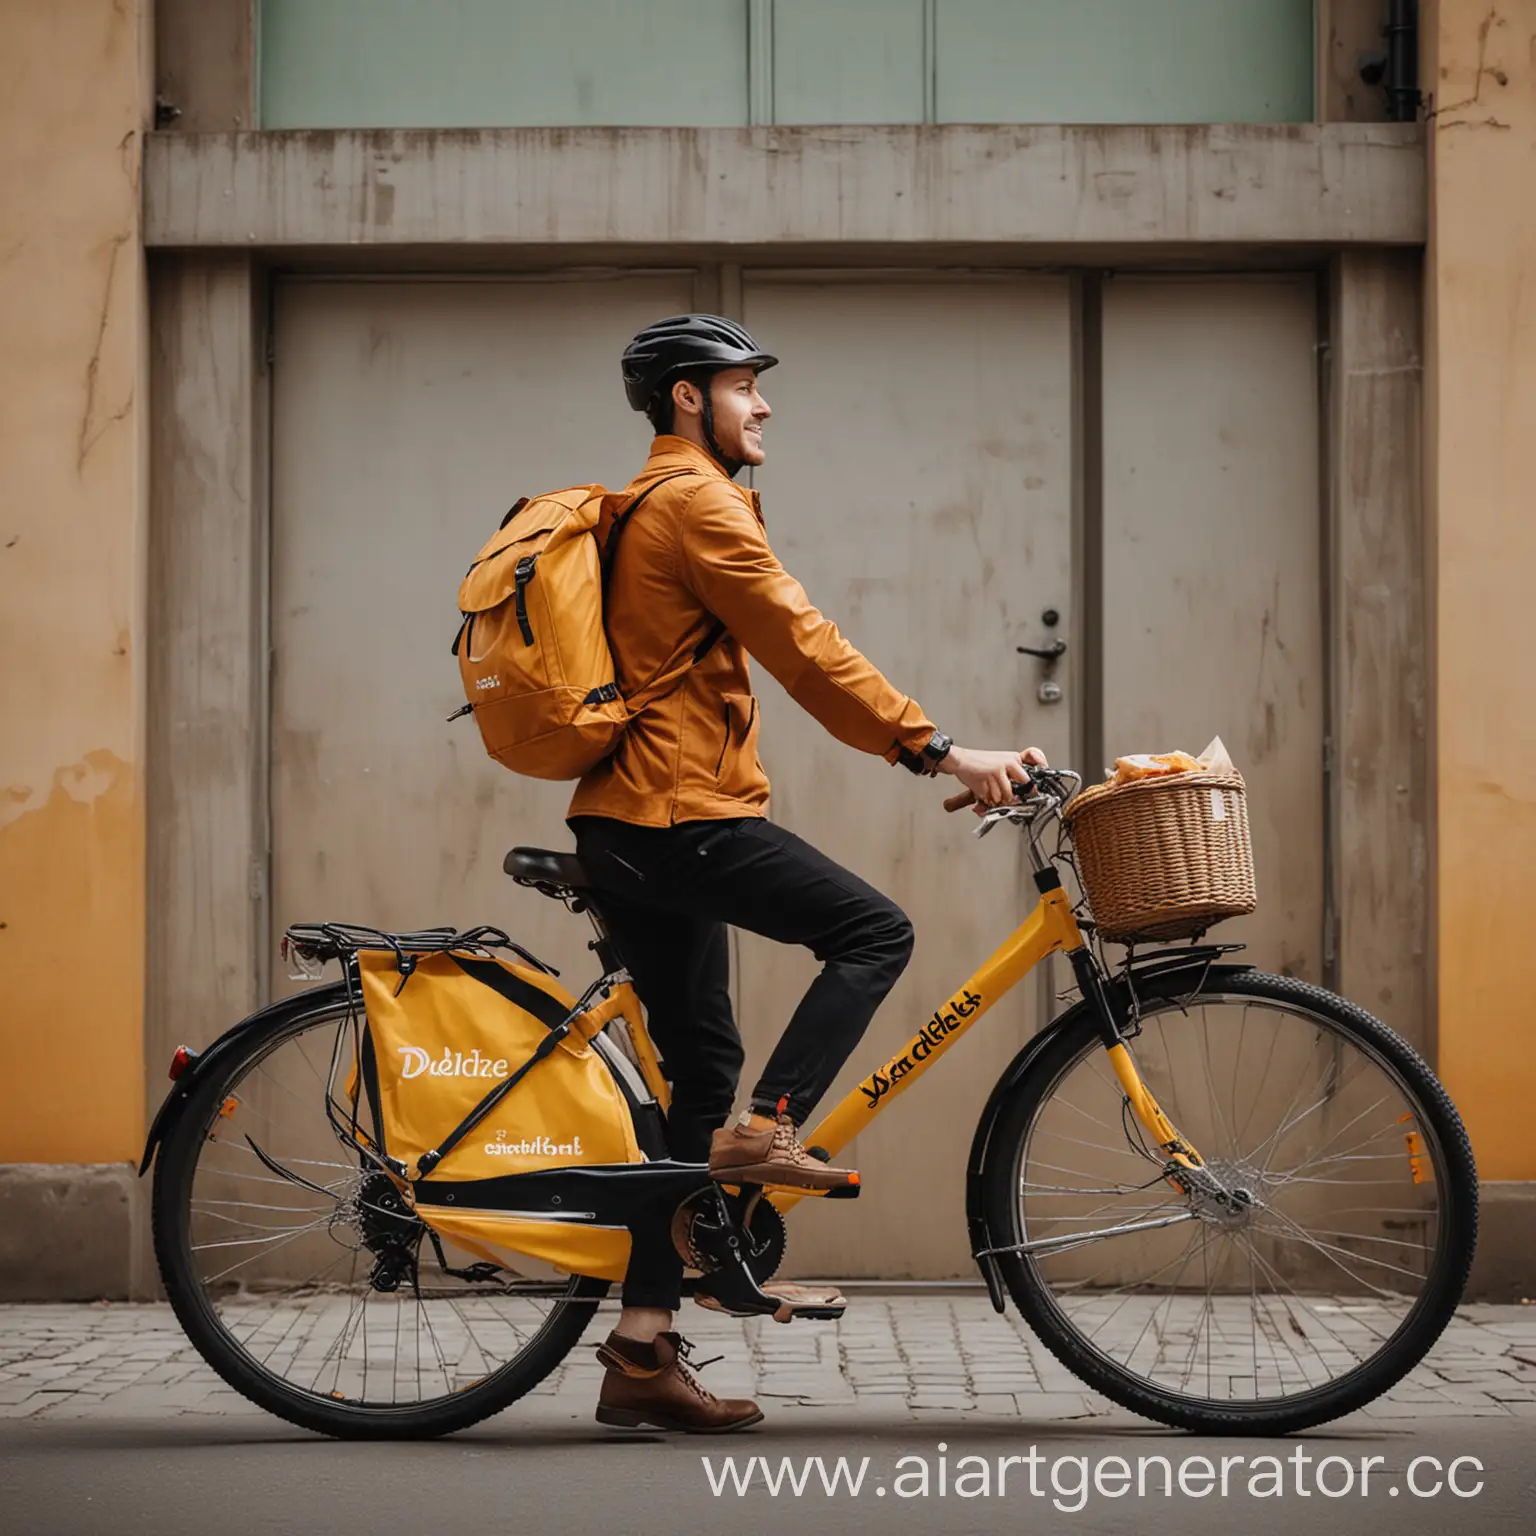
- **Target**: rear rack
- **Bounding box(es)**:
[280,922,558,978]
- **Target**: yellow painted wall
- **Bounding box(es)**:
[1427,0,1536,1181]
[0,2,150,1162]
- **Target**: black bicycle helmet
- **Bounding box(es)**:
[622,314,778,412]
[622,314,778,476]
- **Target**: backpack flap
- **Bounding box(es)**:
[456,486,604,617]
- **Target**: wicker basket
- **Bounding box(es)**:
[1063,770,1257,943]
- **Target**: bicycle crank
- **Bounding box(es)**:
[672,1187,785,1281]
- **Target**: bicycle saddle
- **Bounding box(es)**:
[503,846,593,891]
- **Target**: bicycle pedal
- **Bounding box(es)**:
[774,1304,846,1323]
[748,1179,860,1200]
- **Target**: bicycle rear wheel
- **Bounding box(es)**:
[982,967,1477,1434]
[151,986,606,1439]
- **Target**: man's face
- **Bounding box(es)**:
[675,366,772,466]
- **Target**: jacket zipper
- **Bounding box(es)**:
[513,555,538,645]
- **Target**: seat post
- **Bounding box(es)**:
[585,902,625,978]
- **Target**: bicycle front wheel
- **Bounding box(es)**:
[151,986,606,1439]
[982,967,1477,1434]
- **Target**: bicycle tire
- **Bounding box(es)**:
[980,967,1478,1435]
[151,991,608,1439]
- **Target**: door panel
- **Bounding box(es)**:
[1101,276,1324,977]
[741,278,1076,1276]
[270,275,693,988]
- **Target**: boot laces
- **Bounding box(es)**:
[670,1333,724,1400]
[772,1116,812,1166]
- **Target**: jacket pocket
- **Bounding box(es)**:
[714,692,759,788]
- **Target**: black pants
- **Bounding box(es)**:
[571,815,914,1308]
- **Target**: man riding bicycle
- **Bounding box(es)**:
[572,314,1047,1432]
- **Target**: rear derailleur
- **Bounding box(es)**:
[355,1173,500,1292]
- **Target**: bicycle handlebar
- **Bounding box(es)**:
[942,764,1077,815]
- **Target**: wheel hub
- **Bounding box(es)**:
[1180,1158,1262,1229]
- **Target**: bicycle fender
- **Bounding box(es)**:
[137,981,352,1176]
[964,958,1253,1310]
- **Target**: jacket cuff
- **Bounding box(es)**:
[887,724,945,775]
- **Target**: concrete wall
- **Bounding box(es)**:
[142,122,1425,252]
[1425,1,1536,1288]
[0,1,151,1295]
[155,0,253,132]
[1332,250,1430,1051]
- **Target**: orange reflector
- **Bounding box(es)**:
[217,1096,239,1120]
[848,1172,860,1187]
[1404,1130,1427,1185]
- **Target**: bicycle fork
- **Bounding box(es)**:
[1066,946,1232,1204]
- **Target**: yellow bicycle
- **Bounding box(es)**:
[143,766,1477,1438]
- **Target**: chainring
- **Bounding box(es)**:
[671,1191,785,1283]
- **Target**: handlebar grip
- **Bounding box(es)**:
[944,789,977,813]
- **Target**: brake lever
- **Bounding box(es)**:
[974,803,1030,838]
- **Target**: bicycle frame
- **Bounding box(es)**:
[602,863,1209,1218]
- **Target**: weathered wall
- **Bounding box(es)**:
[1320,0,1396,121]
[155,0,253,133]
[1426,0,1536,1184]
[1332,250,1429,1055]
[0,2,150,1172]
[142,124,1426,251]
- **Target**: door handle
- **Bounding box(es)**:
[1017,639,1067,664]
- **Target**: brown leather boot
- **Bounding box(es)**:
[709,1111,860,1192]
[594,1331,763,1433]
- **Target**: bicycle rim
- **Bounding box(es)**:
[154,995,602,1434]
[996,976,1474,1429]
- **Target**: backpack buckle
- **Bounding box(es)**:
[513,556,538,645]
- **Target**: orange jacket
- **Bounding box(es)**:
[568,436,936,826]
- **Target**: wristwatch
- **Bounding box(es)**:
[898,729,953,777]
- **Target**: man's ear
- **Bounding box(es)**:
[672,378,702,419]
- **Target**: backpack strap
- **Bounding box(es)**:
[603,469,728,708]
[600,470,697,593]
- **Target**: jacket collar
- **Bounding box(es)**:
[646,434,734,482]
[636,434,763,526]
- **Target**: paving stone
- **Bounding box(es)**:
[4,1297,1536,1425]
[1013,1391,1104,1419]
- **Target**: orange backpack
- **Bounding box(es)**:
[452,473,716,779]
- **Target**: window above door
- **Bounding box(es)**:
[258,0,1315,130]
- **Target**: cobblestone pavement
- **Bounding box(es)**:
[4,1292,1536,1426]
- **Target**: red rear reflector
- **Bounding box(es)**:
[168,1046,196,1081]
